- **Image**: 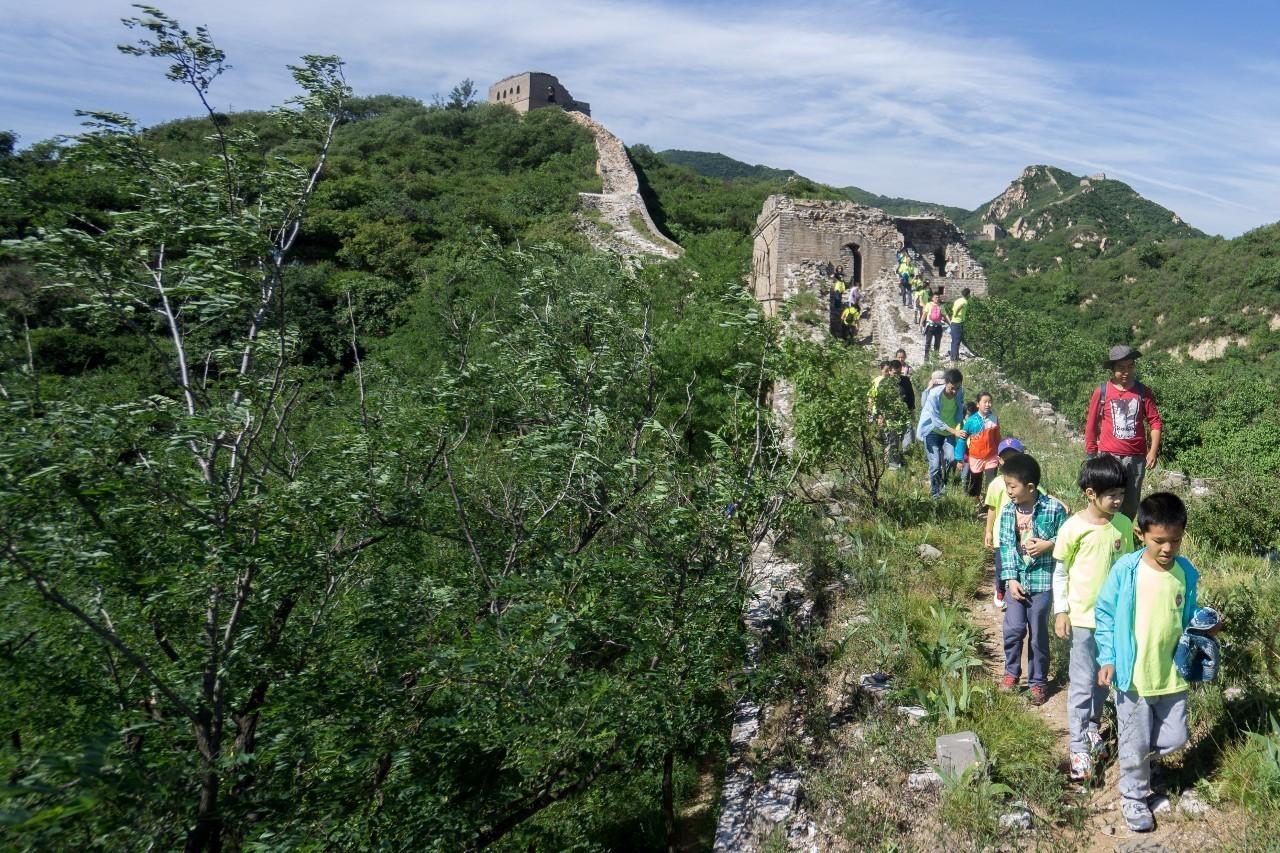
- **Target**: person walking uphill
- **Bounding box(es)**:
[949,287,970,362]
[923,291,949,358]
[1084,345,1163,521]
[998,453,1067,706]
[916,368,965,499]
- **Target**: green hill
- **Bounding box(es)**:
[655,148,965,220]
[656,149,797,181]
[966,165,1204,289]
[836,185,969,221]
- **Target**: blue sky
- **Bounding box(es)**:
[3,0,1278,236]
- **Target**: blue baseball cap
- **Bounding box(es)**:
[997,438,1025,455]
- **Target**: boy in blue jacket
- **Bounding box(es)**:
[1095,492,1202,832]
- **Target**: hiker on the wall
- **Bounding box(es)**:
[1084,345,1163,521]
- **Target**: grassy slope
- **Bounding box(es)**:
[784,354,1280,849]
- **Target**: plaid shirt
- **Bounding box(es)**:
[998,493,1067,593]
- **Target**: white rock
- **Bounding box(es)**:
[907,768,943,791]
[897,705,929,724]
[917,543,943,561]
[998,802,1033,830]
[1178,791,1211,817]
[1149,794,1171,815]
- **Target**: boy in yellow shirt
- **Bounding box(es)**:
[1096,493,1207,833]
[1052,456,1133,781]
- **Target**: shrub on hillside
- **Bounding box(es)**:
[1191,475,1280,555]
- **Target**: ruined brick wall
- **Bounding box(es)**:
[750,196,986,317]
[488,72,590,116]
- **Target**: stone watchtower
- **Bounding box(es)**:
[488,72,591,116]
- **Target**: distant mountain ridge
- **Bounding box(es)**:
[656,150,797,182]
[652,151,1201,250]
[655,149,966,221]
[965,164,1202,247]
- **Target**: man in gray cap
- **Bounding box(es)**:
[1084,345,1163,520]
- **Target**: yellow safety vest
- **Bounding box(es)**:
[841,306,860,325]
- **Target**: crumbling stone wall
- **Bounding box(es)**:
[488,71,591,116]
[750,195,986,318]
[564,111,681,261]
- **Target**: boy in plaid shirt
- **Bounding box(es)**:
[998,453,1067,705]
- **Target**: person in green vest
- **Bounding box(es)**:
[828,274,846,339]
[840,304,860,342]
[949,287,971,362]
[897,255,913,306]
[911,277,930,324]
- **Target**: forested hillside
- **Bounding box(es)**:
[0,14,795,850]
[5,10,1280,852]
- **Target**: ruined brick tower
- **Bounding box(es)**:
[487,72,591,116]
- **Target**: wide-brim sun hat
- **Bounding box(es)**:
[1104,344,1142,367]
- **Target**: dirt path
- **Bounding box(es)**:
[970,561,1242,851]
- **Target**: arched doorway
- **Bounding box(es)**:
[840,243,863,286]
[934,248,947,277]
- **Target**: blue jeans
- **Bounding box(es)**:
[924,432,955,498]
[949,322,964,361]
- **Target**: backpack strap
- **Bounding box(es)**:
[1097,381,1148,420]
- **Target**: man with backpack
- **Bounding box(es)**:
[1084,345,1163,521]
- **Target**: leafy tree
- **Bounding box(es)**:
[2,10,358,849]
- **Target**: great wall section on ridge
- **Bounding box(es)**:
[487,71,680,263]
[485,72,1210,851]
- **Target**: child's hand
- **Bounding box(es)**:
[983,531,993,549]
[1025,537,1053,558]
[1054,613,1071,639]
[1098,664,1115,687]
[1007,579,1027,602]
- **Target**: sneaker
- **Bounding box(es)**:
[1121,799,1154,832]
[1069,752,1092,781]
[1086,729,1108,760]
[1000,674,1018,691]
[1028,684,1048,706]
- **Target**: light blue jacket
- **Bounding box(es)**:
[1094,549,1200,694]
[915,384,964,442]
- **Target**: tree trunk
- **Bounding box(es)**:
[185,769,222,852]
[662,750,676,853]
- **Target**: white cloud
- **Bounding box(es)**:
[1,0,1277,234]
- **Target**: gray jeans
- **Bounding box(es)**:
[1116,690,1187,804]
[1068,627,1109,754]
[1106,453,1148,522]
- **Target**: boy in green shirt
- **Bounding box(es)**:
[1052,456,1133,781]
[1096,493,1210,832]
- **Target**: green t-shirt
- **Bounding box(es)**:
[951,296,968,323]
[937,394,959,435]
[1132,561,1189,696]
[1052,513,1135,628]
